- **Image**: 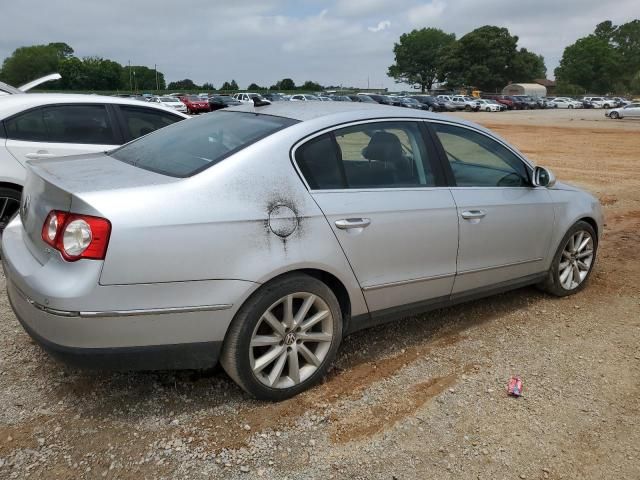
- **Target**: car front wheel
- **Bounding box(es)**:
[610,111,619,119]
[539,221,597,297]
[221,273,343,400]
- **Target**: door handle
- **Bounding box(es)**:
[335,218,371,230]
[25,152,55,160]
[461,210,487,220]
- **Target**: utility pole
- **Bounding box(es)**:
[155,64,159,91]
[128,60,132,92]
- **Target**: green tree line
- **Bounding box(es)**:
[0,42,165,91]
[388,20,640,94]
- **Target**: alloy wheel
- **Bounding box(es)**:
[0,196,20,231]
[250,292,334,389]
[558,230,594,290]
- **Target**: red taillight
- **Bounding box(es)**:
[42,210,111,261]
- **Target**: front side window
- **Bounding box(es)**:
[432,123,529,187]
[295,122,435,189]
[111,111,297,177]
[118,106,184,140]
[4,108,48,141]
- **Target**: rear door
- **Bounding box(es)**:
[429,122,555,295]
[293,120,459,314]
[4,104,121,166]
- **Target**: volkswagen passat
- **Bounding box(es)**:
[2,102,602,400]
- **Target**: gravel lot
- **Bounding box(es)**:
[1,108,638,480]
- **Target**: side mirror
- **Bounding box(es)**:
[533,166,556,188]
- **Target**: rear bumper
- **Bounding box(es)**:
[1,216,257,370]
[6,277,223,370]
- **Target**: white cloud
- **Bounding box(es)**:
[408,1,446,25]
[368,20,391,32]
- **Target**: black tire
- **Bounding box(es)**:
[220,273,343,401]
[610,111,619,119]
[538,221,598,297]
[0,187,22,233]
[485,107,491,112]
[568,105,574,109]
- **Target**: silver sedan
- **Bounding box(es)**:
[2,102,603,400]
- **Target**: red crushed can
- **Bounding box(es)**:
[507,376,523,397]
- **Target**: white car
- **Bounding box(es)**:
[0,94,188,229]
[150,96,188,113]
[475,99,502,112]
[549,98,583,109]
[290,94,321,101]
[583,97,607,108]
[606,102,640,119]
[232,92,263,104]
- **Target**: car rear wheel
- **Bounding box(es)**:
[539,221,597,297]
[0,187,21,233]
[221,273,343,400]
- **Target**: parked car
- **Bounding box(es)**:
[262,93,288,102]
[582,97,606,108]
[317,96,334,102]
[179,95,211,114]
[512,96,539,109]
[391,97,422,109]
[504,96,529,110]
[451,95,481,111]
[409,96,446,112]
[208,95,242,111]
[482,95,515,110]
[606,102,640,119]
[290,94,320,101]
[150,96,188,113]
[328,95,352,102]
[475,99,503,112]
[366,94,394,105]
[2,102,602,400]
[549,98,583,109]
[0,94,188,230]
[436,95,466,111]
[232,93,264,104]
[347,94,377,103]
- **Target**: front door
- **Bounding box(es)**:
[430,122,555,295]
[293,120,459,314]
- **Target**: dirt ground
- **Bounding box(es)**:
[0,109,638,480]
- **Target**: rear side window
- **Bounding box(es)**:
[5,109,48,141]
[42,105,116,144]
[118,106,184,140]
[111,111,297,177]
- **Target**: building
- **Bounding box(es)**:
[502,83,547,98]
[534,79,557,96]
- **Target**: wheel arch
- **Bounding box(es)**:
[0,181,23,193]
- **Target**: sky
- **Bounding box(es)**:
[1,0,639,90]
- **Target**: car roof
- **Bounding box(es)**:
[0,93,189,119]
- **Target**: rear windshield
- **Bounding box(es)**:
[110,111,297,177]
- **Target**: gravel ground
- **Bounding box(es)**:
[0,109,638,480]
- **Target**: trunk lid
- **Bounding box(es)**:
[21,152,178,263]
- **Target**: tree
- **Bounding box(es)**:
[274,78,296,90]
[247,82,263,90]
[121,65,165,91]
[0,43,68,86]
[441,25,546,91]
[168,78,199,90]
[81,57,123,90]
[201,82,215,90]
[554,35,619,93]
[301,80,322,91]
[387,28,456,92]
[511,48,546,82]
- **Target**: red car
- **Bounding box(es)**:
[179,95,210,114]
[482,94,515,110]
